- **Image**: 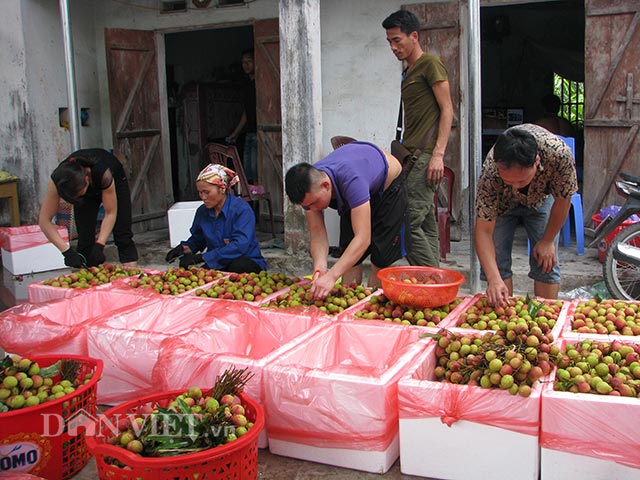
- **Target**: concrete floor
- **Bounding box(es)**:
[0,224,604,479]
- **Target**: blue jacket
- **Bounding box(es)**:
[184,195,267,271]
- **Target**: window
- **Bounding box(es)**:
[554,73,584,128]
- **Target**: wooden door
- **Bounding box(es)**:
[583,0,640,218]
[105,28,167,228]
[404,2,461,221]
[254,18,283,230]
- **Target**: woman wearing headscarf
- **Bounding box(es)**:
[38,148,138,268]
[165,163,267,273]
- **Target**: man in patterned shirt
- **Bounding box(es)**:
[475,124,578,306]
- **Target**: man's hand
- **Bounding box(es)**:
[165,244,184,263]
[427,153,445,185]
[486,280,510,307]
[179,253,204,269]
[533,239,557,274]
[62,248,87,268]
[87,243,105,267]
[309,271,335,300]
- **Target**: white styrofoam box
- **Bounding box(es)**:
[1,269,55,306]
[87,296,249,404]
[0,289,157,357]
[447,293,570,342]
[151,303,332,448]
[397,342,542,480]
[263,322,428,473]
[540,341,640,479]
[338,293,475,329]
[561,298,640,343]
[0,225,68,275]
[541,447,640,480]
[167,201,202,247]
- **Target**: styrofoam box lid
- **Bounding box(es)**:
[168,201,203,212]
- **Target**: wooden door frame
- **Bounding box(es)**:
[154,20,255,203]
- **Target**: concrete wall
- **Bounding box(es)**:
[0,0,102,224]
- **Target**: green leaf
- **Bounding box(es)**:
[39,361,61,378]
[594,293,602,303]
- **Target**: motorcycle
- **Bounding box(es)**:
[589,172,640,300]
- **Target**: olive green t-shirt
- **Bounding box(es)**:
[401,52,448,152]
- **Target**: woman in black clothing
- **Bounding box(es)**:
[38,149,138,268]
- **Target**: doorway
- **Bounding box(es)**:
[164,25,254,202]
[480,1,585,179]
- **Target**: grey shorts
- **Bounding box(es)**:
[480,195,561,284]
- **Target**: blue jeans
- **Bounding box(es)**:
[243,133,257,182]
[481,195,560,284]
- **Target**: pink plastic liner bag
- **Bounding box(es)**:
[86,296,251,404]
[0,289,157,357]
[0,225,68,251]
[263,322,428,451]
[398,342,541,437]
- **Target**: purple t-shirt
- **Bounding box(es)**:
[315,142,388,216]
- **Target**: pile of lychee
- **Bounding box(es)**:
[194,271,300,302]
[571,298,640,335]
[433,328,556,397]
[128,267,223,295]
[104,387,256,463]
[552,340,640,396]
[0,355,94,412]
[263,283,374,315]
[456,296,560,336]
[42,263,144,288]
[353,294,462,326]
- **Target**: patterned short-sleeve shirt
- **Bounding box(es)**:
[475,123,578,221]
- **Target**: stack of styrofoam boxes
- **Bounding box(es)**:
[540,298,640,479]
[263,322,428,473]
[86,295,249,404]
[167,201,202,247]
[0,225,68,275]
[0,289,158,357]
[151,303,332,448]
[397,339,544,480]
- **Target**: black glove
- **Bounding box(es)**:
[87,243,106,267]
[165,244,184,263]
[179,253,204,269]
[62,248,87,268]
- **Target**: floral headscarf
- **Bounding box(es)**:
[196,163,239,190]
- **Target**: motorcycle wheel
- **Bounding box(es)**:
[603,222,640,300]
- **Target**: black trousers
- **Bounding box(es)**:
[211,256,263,274]
[74,177,138,263]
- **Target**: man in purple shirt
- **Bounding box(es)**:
[285,142,407,299]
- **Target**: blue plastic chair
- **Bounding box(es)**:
[527,136,584,256]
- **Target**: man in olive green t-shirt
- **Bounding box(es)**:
[382,9,454,267]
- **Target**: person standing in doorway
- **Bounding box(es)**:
[382,9,454,267]
[227,49,258,183]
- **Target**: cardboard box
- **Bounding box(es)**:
[263,322,427,473]
[540,340,640,479]
[167,201,202,247]
[0,225,68,275]
[398,342,542,480]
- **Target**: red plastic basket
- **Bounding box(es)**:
[86,390,263,480]
[377,266,466,308]
[0,355,103,480]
